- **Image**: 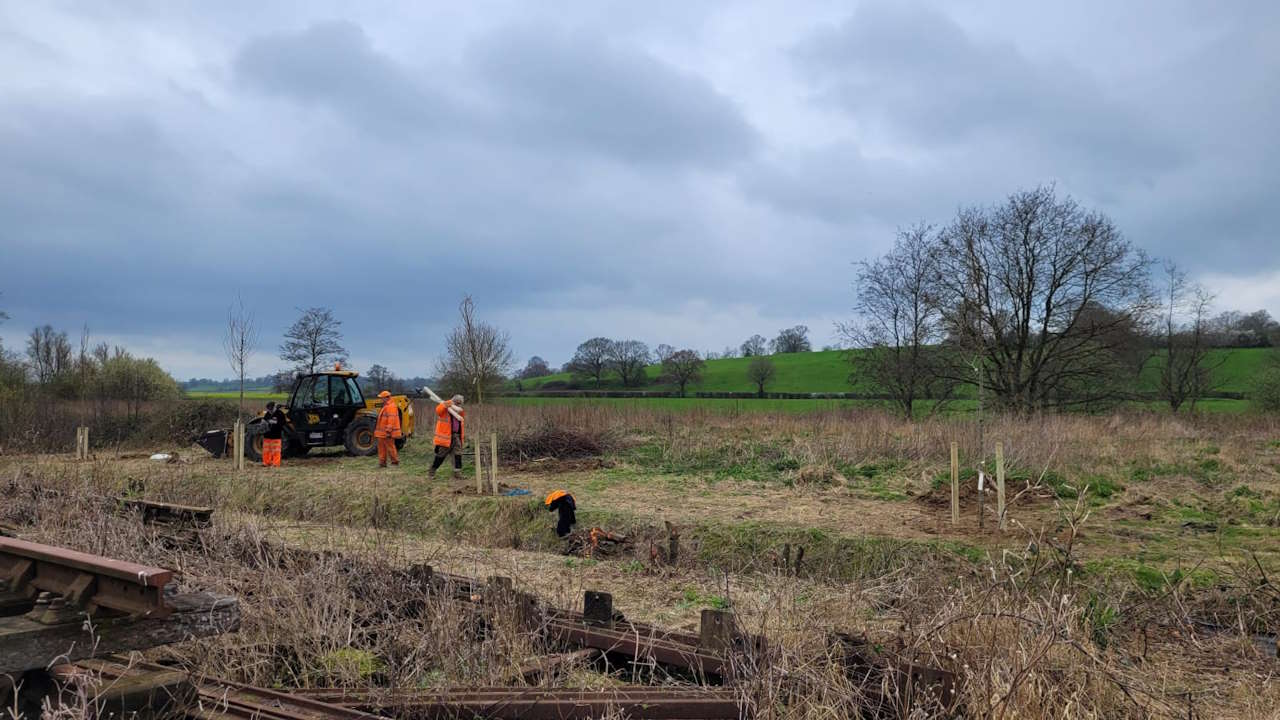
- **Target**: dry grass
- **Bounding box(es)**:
[5,405,1280,718]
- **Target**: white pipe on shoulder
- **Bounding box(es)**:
[420,385,465,422]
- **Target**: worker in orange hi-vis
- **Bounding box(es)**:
[428,395,465,480]
[261,401,285,467]
[374,390,402,468]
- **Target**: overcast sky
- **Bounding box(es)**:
[1,1,1277,380]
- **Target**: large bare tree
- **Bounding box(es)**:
[280,307,347,375]
[746,356,776,398]
[770,326,811,354]
[608,340,651,387]
[839,223,956,419]
[26,325,72,385]
[740,335,768,357]
[223,296,258,421]
[568,337,614,385]
[1159,262,1220,412]
[519,356,552,379]
[936,185,1154,412]
[661,349,704,397]
[436,295,515,403]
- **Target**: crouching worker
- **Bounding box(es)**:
[545,489,577,537]
[262,401,285,467]
[428,394,465,480]
[375,390,402,467]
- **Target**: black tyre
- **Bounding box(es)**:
[244,423,266,462]
[344,418,377,456]
[284,435,309,458]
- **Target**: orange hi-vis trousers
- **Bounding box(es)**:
[262,438,282,467]
[378,437,399,466]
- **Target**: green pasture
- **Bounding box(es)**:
[516,347,1272,398]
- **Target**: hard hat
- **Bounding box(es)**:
[545,489,568,506]
[378,390,391,398]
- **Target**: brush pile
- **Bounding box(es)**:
[500,424,616,462]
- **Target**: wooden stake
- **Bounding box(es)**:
[490,432,499,494]
[978,463,986,529]
[475,440,483,494]
[996,442,1007,531]
[234,420,245,471]
[950,441,959,526]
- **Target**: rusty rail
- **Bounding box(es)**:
[0,537,173,617]
[80,659,378,720]
[292,686,745,719]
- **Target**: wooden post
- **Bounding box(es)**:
[490,432,499,494]
[996,442,1007,531]
[978,463,985,529]
[475,440,483,494]
[234,420,245,471]
[950,441,959,526]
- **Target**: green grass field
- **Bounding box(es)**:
[519,347,1271,394]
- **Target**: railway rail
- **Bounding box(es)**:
[292,686,745,719]
[0,536,173,617]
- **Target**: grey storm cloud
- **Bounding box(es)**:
[0,2,1277,379]
[234,20,757,167]
[796,3,1183,177]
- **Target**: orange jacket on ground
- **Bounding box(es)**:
[434,401,465,447]
[375,399,402,439]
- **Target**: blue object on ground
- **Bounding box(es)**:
[503,488,532,496]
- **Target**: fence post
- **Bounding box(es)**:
[978,462,986,529]
[950,441,959,526]
[996,442,1007,531]
[234,420,245,471]
[75,426,88,460]
[490,433,499,494]
[475,440,483,494]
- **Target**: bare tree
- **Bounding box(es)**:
[936,185,1154,412]
[1159,262,1221,412]
[747,356,776,398]
[280,307,347,375]
[740,334,768,357]
[662,349,704,397]
[770,326,811,354]
[519,356,552,379]
[839,223,956,419]
[568,338,613,385]
[720,345,738,359]
[436,295,515,403]
[654,344,676,364]
[223,295,258,421]
[366,363,398,393]
[26,325,72,385]
[608,340,651,387]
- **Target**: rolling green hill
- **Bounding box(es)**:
[515,347,1273,397]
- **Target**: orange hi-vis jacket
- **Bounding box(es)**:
[434,400,465,447]
[375,399,402,439]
